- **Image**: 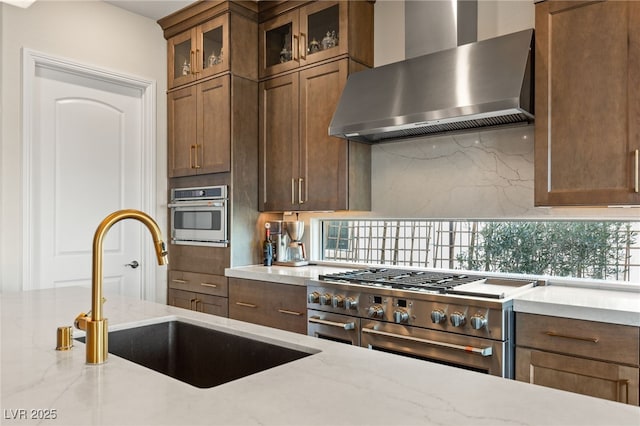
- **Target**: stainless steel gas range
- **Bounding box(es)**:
[307,268,539,378]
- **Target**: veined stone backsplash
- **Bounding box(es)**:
[371,125,535,218]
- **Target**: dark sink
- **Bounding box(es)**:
[76,320,315,388]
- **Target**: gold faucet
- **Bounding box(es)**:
[75,209,168,364]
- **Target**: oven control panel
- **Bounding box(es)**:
[307,284,507,339]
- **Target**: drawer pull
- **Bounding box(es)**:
[235,302,257,309]
[278,309,303,316]
[309,316,355,330]
[200,282,217,288]
[634,149,639,193]
[545,331,599,343]
[172,279,187,284]
[617,379,630,404]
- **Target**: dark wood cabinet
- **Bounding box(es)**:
[168,75,231,177]
[167,14,229,90]
[168,270,229,317]
[516,312,640,405]
[534,0,640,206]
[260,60,370,211]
[229,278,307,334]
[258,0,373,213]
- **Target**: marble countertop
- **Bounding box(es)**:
[224,264,354,286]
[513,285,640,326]
[2,286,639,425]
[226,265,640,326]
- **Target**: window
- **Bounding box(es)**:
[321,220,640,282]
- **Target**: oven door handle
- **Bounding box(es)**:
[168,201,226,208]
[309,316,356,330]
[362,327,493,357]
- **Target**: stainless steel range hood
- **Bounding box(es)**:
[329,29,534,143]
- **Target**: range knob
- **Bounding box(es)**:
[470,313,488,330]
[367,304,384,319]
[307,291,320,304]
[332,295,345,308]
[344,297,358,310]
[450,311,466,327]
[320,293,333,306]
[393,309,409,324]
[430,309,447,324]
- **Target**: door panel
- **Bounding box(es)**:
[32,65,144,299]
[259,73,299,211]
[299,60,348,211]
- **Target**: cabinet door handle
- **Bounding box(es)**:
[300,33,307,60]
[545,331,599,343]
[194,144,201,169]
[617,379,630,404]
[190,50,196,75]
[298,178,305,204]
[278,309,303,316]
[291,178,296,205]
[172,279,187,284]
[190,298,200,310]
[190,144,196,169]
[634,149,638,193]
[293,35,299,61]
[200,282,217,288]
[235,301,257,308]
[196,48,201,74]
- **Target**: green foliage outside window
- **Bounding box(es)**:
[456,222,637,280]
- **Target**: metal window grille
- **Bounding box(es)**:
[321,220,640,282]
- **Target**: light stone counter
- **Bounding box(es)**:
[224,264,355,286]
[513,285,640,326]
[2,286,640,425]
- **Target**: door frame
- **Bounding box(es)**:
[21,48,159,301]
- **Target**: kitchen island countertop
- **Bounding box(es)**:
[2,286,639,425]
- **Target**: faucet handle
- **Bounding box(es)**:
[74,312,89,331]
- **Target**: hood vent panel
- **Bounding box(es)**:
[330,29,534,144]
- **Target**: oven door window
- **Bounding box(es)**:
[175,210,221,231]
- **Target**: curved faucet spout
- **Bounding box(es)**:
[82,209,168,364]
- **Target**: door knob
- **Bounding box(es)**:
[125,260,139,269]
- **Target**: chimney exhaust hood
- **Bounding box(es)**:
[329,29,534,144]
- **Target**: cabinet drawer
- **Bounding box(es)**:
[516,347,639,405]
[516,313,640,366]
[168,288,228,317]
[169,270,228,297]
[229,278,307,334]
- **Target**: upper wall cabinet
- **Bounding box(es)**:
[259,1,373,79]
[168,14,229,89]
[534,0,640,206]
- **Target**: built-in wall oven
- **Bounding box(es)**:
[168,185,228,247]
[307,269,538,378]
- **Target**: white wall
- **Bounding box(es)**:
[0,1,168,294]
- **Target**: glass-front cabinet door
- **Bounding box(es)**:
[259,10,299,79]
[168,14,229,89]
[298,1,347,68]
[259,1,347,79]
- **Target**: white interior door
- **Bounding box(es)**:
[29,64,145,299]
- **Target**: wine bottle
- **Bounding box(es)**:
[263,228,273,266]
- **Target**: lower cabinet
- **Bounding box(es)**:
[228,278,306,334]
[168,270,228,317]
[516,313,640,405]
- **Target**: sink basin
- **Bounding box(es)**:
[76,319,315,388]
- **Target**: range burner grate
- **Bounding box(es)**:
[319,269,482,293]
